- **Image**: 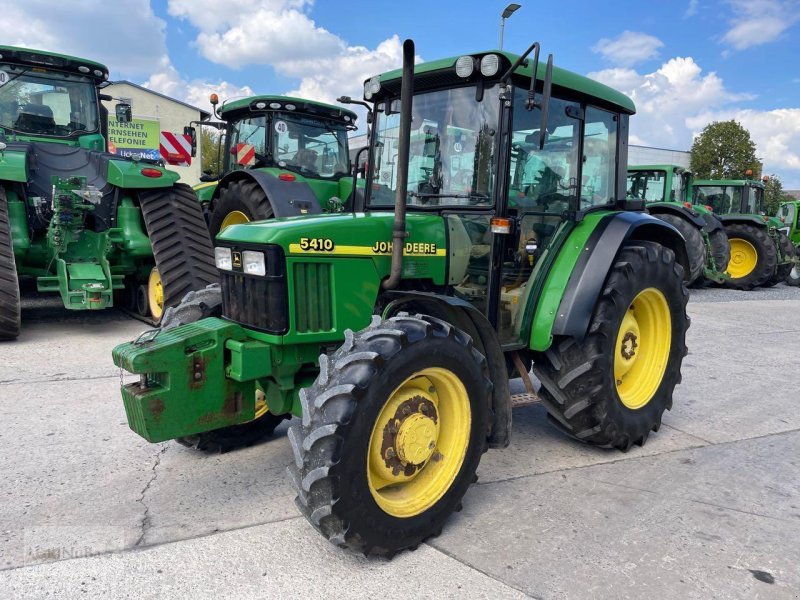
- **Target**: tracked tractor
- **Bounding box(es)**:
[692,175,796,289]
[776,199,800,286]
[627,164,729,285]
[187,95,360,238]
[113,40,690,557]
[0,46,217,338]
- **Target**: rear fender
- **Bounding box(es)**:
[382,291,511,449]
[551,212,687,342]
[212,170,323,218]
[648,202,707,229]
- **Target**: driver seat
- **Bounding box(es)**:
[16,104,56,133]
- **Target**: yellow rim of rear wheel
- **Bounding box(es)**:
[366,367,471,518]
[727,238,758,279]
[614,287,671,410]
[254,389,269,420]
[220,210,250,231]
[147,267,164,320]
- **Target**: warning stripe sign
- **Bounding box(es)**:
[159,132,192,166]
[236,143,256,166]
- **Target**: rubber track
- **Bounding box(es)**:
[138,183,219,312]
[0,187,21,340]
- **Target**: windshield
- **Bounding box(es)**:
[369,85,500,207]
[627,170,667,202]
[0,67,98,137]
[693,185,742,214]
[745,185,763,214]
[228,115,268,171]
[273,113,349,178]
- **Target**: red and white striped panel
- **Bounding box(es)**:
[159,132,192,166]
[236,143,256,166]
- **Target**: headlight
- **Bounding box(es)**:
[455,55,474,78]
[364,76,381,100]
[243,250,266,276]
[215,247,232,271]
[480,54,500,77]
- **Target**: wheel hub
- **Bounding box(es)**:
[380,396,439,476]
[620,331,638,360]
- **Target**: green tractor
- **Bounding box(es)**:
[691,175,796,289]
[776,199,800,286]
[0,46,218,338]
[187,94,360,237]
[113,40,690,556]
[627,164,729,284]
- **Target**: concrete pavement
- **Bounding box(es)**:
[0,287,798,598]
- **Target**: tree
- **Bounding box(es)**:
[763,173,796,216]
[690,120,760,180]
[200,126,225,176]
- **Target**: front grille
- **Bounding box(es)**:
[220,244,288,334]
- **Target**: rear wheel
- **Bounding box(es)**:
[147,267,164,321]
[707,226,730,276]
[765,232,795,287]
[0,188,21,340]
[208,180,274,238]
[723,223,776,290]
[532,242,689,451]
[653,213,705,284]
[162,284,289,451]
[287,314,491,557]
[138,184,219,322]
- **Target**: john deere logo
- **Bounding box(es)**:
[232,251,242,269]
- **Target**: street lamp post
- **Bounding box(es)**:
[500,3,521,50]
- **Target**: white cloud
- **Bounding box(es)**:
[722,0,800,50]
[685,0,700,17]
[588,56,800,187]
[592,31,664,67]
[167,0,408,113]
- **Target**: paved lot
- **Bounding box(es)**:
[1,285,799,599]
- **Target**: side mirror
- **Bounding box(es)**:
[115,103,132,124]
[184,126,197,157]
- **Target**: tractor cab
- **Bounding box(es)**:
[626,165,691,204]
[692,178,766,216]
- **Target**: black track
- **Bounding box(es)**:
[0,187,21,340]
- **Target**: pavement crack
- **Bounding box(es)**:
[135,444,168,547]
[661,422,712,444]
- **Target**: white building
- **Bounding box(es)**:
[101,81,210,186]
[628,144,691,168]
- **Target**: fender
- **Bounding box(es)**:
[647,202,707,229]
[382,290,511,449]
[700,212,724,233]
[213,170,323,218]
[552,211,688,341]
[716,214,769,228]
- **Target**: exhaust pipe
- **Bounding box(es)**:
[382,39,415,290]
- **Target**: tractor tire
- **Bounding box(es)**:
[787,246,800,287]
[707,225,730,276]
[722,223,777,290]
[163,284,289,452]
[287,314,491,557]
[653,213,705,284]
[208,180,274,238]
[765,232,795,287]
[532,242,689,451]
[0,188,21,341]
[138,183,219,322]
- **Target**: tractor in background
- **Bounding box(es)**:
[186,95,361,237]
[0,46,217,338]
[776,199,800,286]
[113,40,690,557]
[692,174,796,290]
[627,164,728,285]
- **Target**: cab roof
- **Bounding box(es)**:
[219,95,357,124]
[373,49,636,115]
[694,179,765,189]
[0,45,108,82]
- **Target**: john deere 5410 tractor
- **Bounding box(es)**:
[113,40,690,557]
[188,95,359,238]
[627,164,729,284]
[0,46,218,338]
[692,175,796,289]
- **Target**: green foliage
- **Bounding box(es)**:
[200,126,224,176]
[690,120,760,180]
[763,173,797,216]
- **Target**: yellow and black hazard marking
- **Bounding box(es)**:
[289,239,446,257]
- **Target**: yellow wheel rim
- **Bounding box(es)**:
[614,288,671,410]
[254,389,269,420]
[147,267,164,320]
[220,210,250,231]
[366,367,471,518]
[727,238,758,279]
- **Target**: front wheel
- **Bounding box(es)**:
[533,242,689,451]
[208,180,274,238]
[723,223,776,290]
[287,314,491,557]
[653,213,705,284]
[706,223,730,277]
[765,232,795,287]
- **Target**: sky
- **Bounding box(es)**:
[1,0,800,186]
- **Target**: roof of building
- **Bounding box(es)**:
[106,80,210,119]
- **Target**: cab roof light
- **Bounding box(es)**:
[455,55,475,78]
[480,54,500,77]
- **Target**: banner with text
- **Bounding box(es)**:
[107,118,161,161]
